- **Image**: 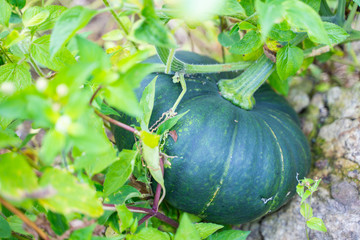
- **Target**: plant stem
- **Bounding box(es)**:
[28,56,45,78]
[102,0,139,50]
[331,56,360,69]
[89,86,103,105]
[218,55,274,110]
[319,0,333,16]
[344,2,358,31]
[346,42,359,65]
[171,73,186,112]
[0,197,50,240]
[0,45,13,63]
[336,0,346,26]
[94,109,140,136]
[103,204,179,228]
[165,49,176,74]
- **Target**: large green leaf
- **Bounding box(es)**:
[38,168,103,217]
[0,215,11,238]
[218,31,240,48]
[283,0,329,44]
[39,129,66,165]
[50,6,97,57]
[174,213,201,240]
[31,35,76,71]
[301,0,321,12]
[0,62,32,99]
[36,5,67,31]
[0,127,21,148]
[0,0,12,27]
[103,150,138,197]
[229,30,262,55]
[0,152,38,200]
[47,211,69,236]
[22,6,50,27]
[268,70,289,96]
[255,0,285,40]
[323,22,349,44]
[69,224,96,240]
[276,45,304,81]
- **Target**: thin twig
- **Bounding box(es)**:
[89,86,103,105]
[0,197,50,240]
[95,109,140,135]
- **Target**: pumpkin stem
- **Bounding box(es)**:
[171,72,187,112]
[218,55,275,110]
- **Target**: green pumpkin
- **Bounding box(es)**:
[112,51,311,225]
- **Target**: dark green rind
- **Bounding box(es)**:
[111,51,311,225]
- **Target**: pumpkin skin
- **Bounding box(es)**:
[112,51,311,225]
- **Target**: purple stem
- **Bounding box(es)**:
[152,157,164,212]
[138,214,153,226]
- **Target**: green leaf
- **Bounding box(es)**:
[47,211,69,236]
[23,7,50,27]
[132,227,170,240]
[255,0,285,39]
[207,230,250,240]
[116,204,133,232]
[218,31,240,48]
[323,22,349,44]
[31,35,76,71]
[69,224,96,240]
[76,35,111,69]
[102,29,123,41]
[104,81,142,117]
[307,217,327,232]
[301,190,312,203]
[8,215,36,236]
[103,150,138,197]
[0,215,11,238]
[283,0,329,44]
[0,152,38,200]
[0,0,12,27]
[268,70,289,96]
[268,23,296,42]
[0,62,32,100]
[300,202,313,219]
[39,130,65,165]
[240,0,255,16]
[174,213,201,240]
[229,30,262,55]
[217,0,245,16]
[38,168,103,217]
[138,76,157,130]
[36,5,67,31]
[194,223,223,239]
[301,0,321,12]
[0,127,21,148]
[276,45,304,81]
[133,17,176,48]
[104,185,141,205]
[296,184,304,198]
[8,0,26,9]
[156,110,189,135]
[50,6,97,57]
[238,21,256,30]
[141,131,160,148]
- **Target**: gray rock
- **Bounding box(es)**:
[287,88,310,113]
[318,118,360,165]
[331,181,359,205]
[326,84,360,119]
